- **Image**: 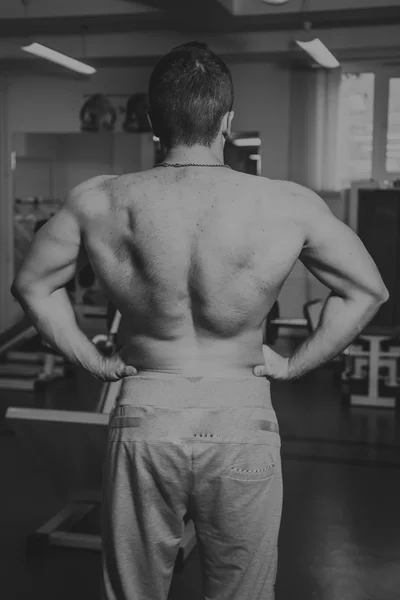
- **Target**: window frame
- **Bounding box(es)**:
[341,63,400,184]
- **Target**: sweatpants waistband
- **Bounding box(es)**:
[118,373,274,412]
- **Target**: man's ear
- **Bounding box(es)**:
[222,111,234,140]
[227,111,234,136]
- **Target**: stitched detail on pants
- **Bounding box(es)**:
[230,463,275,473]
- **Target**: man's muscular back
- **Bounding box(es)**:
[77,169,304,375]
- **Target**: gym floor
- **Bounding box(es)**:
[1,338,400,600]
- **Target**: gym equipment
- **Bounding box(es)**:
[0,317,67,391]
[271,317,308,330]
[304,298,400,408]
[342,332,400,408]
[70,263,108,333]
[14,196,61,275]
[123,93,151,133]
[70,261,108,330]
[5,310,196,572]
[74,302,108,337]
[263,301,308,344]
[0,316,36,356]
[0,354,65,392]
[80,94,117,132]
[304,299,324,332]
[350,186,400,330]
[263,301,280,344]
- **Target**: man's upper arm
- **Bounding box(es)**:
[291,184,388,301]
[12,186,88,295]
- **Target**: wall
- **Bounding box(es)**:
[229,62,290,180]
[13,133,57,199]
[12,132,154,200]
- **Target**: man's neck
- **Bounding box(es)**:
[163,144,224,165]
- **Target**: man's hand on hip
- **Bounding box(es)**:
[98,354,137,382]
[253,345,290,381]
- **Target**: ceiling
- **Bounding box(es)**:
[2,0,400,37]
[2,0,400,71]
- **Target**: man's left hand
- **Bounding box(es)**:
[253,346,290,381]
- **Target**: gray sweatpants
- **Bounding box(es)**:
[101,374,283,600]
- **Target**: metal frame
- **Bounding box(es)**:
[0,319,67,390]
[6,351,64,364]
[303,296,399,408]
[348,335,399,409]
[31,501,196,566]
[0,323,36,357]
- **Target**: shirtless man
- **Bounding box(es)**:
[12,42,388,600]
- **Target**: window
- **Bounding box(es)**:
[386,77,400,173]
[336,72,375,189]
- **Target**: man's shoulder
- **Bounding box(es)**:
[69,175,117,198]
[270,179,330,217]
[220,174,326,216]
[271,179,315,201]
[65,175,118,216]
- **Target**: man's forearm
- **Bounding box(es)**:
[12,286,105,376]
[287,292,387,380]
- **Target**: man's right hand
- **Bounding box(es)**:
[98,354,137,382]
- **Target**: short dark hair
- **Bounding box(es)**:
[148,42,234,148]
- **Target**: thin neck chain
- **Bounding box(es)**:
[155,162,231,169]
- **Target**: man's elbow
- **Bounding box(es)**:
[10,280,22,299]
[373,286,390,305]
[381,287,390,303]
[11,278,32,300]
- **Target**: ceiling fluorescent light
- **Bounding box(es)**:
[295,39,340,69]
[21,43,96,75]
